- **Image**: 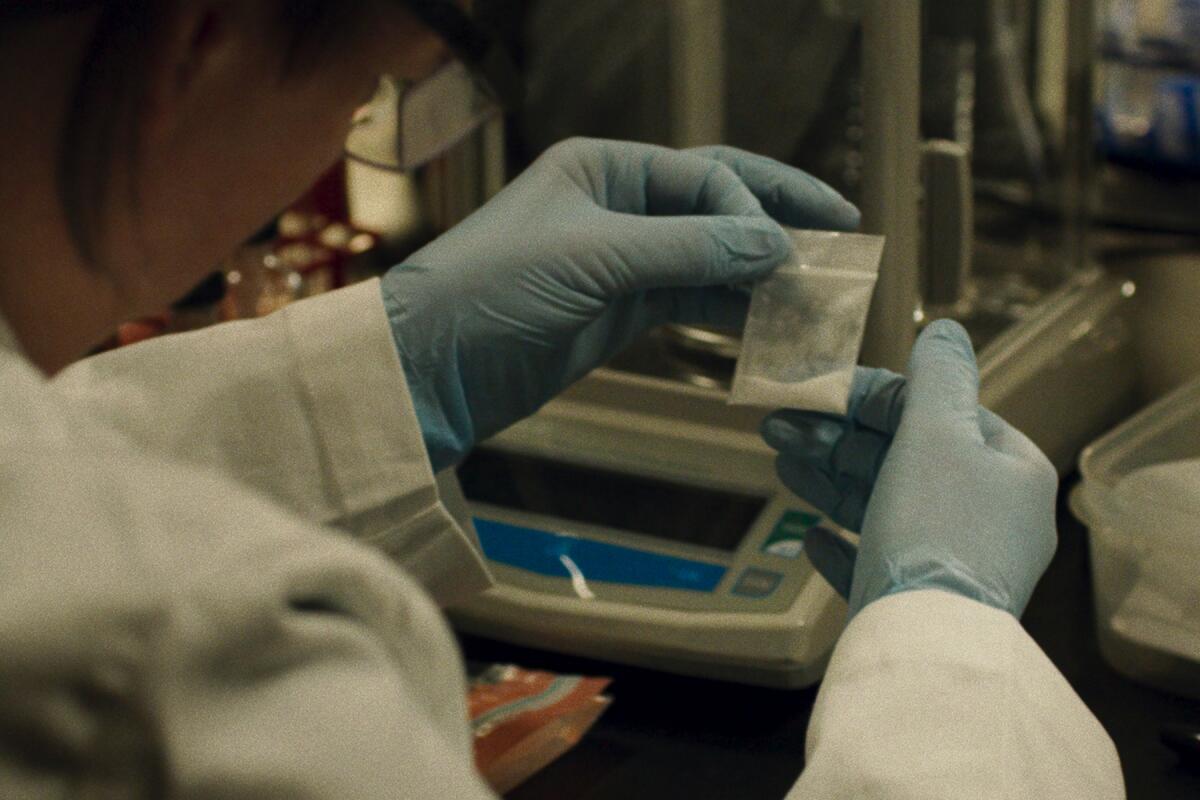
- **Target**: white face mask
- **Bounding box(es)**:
[344,61,500,173]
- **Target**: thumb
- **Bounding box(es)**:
[905,320,982,433]
[804,527,858,600]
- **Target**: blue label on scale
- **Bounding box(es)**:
[474,518,727,592]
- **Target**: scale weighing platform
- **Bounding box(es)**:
[450,368,849,688]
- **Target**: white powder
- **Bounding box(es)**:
[730,229,884,414]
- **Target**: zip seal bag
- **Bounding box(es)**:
[730,229,885,415]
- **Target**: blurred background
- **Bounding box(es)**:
[124,0,1200,443]
[112,0,1200,552]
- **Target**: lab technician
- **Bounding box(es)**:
[0,2,1123,798]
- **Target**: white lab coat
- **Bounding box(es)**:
[0,278,1124,797]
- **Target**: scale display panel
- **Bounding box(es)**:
[457,449,768,553]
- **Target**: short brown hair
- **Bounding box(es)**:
[6,1,379,266]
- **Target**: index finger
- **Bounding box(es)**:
[687,146,861,231]
[595,141,767,218]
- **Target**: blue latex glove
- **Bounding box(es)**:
[383,138,860,471]
[761,321,1058,619]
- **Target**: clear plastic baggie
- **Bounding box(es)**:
[729,229,885,415]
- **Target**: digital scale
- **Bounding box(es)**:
[450,367,849,688]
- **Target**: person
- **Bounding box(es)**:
[0,2,1123,798]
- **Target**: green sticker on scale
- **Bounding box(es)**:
[762,510,821,558]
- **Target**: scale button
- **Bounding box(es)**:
[732,568,783,599]
[762,510,821,559]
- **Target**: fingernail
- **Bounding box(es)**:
[922,319,974,356]
[745,219,793,271]
[808,419,844,446]
[807,173,846,203]
[838,199,862,231]
[806,176,860,228]
[761,416,796,446]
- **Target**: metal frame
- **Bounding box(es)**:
[859,0,922,370]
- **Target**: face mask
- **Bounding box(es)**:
[345,60,500,173]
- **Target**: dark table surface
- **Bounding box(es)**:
[459,481,1200,799]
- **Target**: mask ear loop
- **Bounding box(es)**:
[393,79,410,170]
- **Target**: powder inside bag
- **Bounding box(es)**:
[729,229,884,415]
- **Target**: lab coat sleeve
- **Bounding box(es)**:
[148,481,499,800]
[788,590,1125,800]
[50,279,491,607]
[0,422,499,799]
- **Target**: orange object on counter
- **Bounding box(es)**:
[469,665,612,795]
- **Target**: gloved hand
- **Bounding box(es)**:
[383,138,860,471]
[761,320,1058,619]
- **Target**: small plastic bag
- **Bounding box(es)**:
[730,229,885,415]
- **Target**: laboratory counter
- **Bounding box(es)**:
[459,480,1200,800]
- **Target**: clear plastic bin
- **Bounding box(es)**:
[1071,377,1200,699]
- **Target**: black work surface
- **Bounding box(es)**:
[459,482,1200,799]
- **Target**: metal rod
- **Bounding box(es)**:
[668,0,726,147]
[859,0,922,371]
[1062,0,1097,275]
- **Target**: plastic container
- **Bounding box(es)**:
[1072,376,1200,699]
